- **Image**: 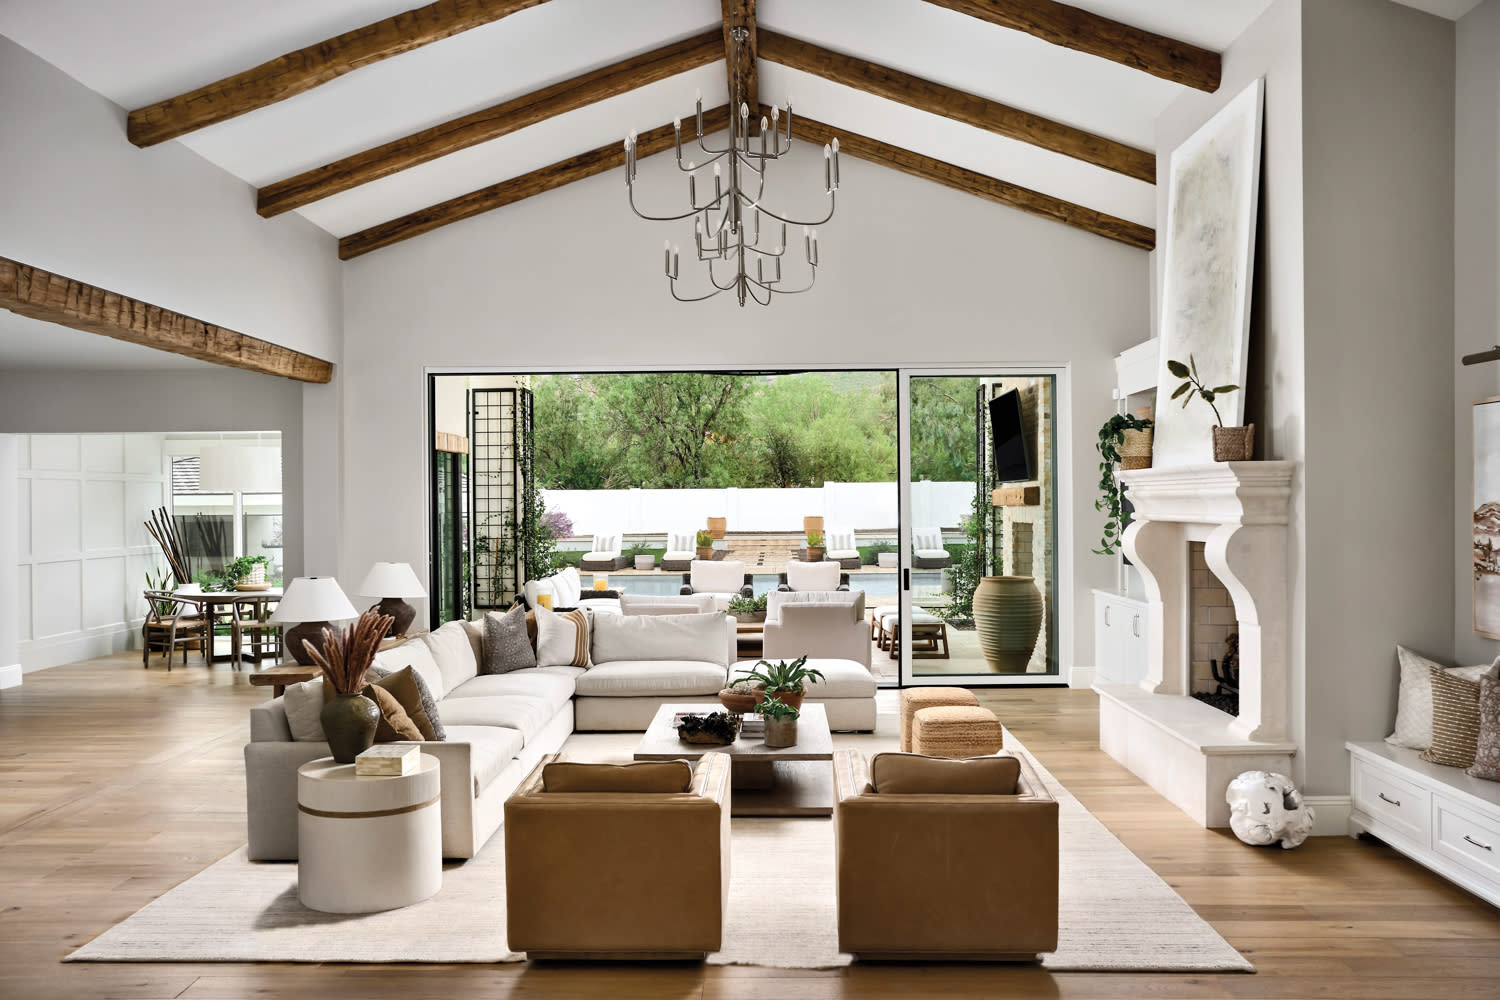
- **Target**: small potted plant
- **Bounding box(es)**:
[805,531,825,562]
[757,695,800,748]
[222,554,271,590]
[1094,413,1154,556]
[695,529,714,560]
[1167,355,1251,461]
[727,592,768,623]
[302,609,395,764]
[719,677,765,714]
[734,655,825,711]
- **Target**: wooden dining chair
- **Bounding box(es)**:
[141,590,210,670]
[231,598,283,667]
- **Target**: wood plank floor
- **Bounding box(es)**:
[3,652,1498,999]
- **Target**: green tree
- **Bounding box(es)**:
[593,373,753,487]
[909,375,980,482]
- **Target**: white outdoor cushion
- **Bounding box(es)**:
[442,725,525,797]
[582,551,616,561]
[573,659,728,697]
[420,620,479,695]
[689,559,746,594]
[913,530,945,552]
[554,567,582,608]
[668,532,697,554]
[769,589,864,619]
[881,610,941,626]
[592,611,729,668]
[444,669,576,712]
[436,695,556,746]
[620,593,715,615]
[827,549,860,561]
[800,657,877,699]
[662,550,696,562]
[1386,645,1493,750]
[825,528,856,553]
[786,560,841,591]
[590,533,620,556]
[914,548,950,560]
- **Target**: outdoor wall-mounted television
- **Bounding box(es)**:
[988,389,1035,484]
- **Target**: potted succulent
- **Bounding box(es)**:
[757,695,800,748]
[302,609,395,764]
[695,529,714,560]
[805,531,826,562]
[1094,413,1154,556]
[727,592,768,623]
[734,655,825,711]
[1167,355,1251,461]
[719,677,766,714]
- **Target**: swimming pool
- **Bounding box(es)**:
[582,570,943,599]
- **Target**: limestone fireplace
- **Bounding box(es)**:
[1095,461,1298,827]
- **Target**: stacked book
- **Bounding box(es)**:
[355,744,421,776]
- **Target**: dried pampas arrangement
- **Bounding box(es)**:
[302,609,394,695]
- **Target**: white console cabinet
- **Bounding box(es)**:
[1093,589,1147,686]
[1347,740,1500,907]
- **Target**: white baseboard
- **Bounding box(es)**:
[1068,665,1097,689]
[1304,795,1353,837]
[21,620,143,672]
[0,664,21,689]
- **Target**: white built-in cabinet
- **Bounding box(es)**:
[1093,589,1147,686]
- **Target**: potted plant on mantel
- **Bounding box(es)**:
[1167,355,1251,461]
[734,655,825,711]
[805,531,825,562]
[1094,413,1154,556]
[695,529,714,560]
[757,695,800,749]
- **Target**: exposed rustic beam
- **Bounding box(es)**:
[127,0,552,147]
[922,0,1220,92]
[758,30,1153,183]
[259,30,722,218]
[0,257,333,383]
[792,115,1153,251]
[339,106,733,260]
[722,0,758,122]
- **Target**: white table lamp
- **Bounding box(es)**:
[270,577,358,666]
[356,562,427,637]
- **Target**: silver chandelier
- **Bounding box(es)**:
[623,28,840,307]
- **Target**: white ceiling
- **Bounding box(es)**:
[0,310,217,371]
[0,0,1467,251]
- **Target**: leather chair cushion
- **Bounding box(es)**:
[870,752,1021,795]
[541,759,694,794]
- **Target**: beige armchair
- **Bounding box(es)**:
[832,749,1059,961]
[505,752,731,960]
[763,590,869,668]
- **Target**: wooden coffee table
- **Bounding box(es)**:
[634,702,834,817]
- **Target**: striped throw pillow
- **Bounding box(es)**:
[1421,665,1483,768]
[534,605,590,668]
[668,531,696,553]
[826,529,856,553]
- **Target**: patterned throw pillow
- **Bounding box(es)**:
[534,604,590,667]
[1387,646,1492,750]
[482,606,536,674]
[1467,669,1500,781]
[1421,665,1483,768]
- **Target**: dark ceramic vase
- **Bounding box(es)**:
[321,692,379,764]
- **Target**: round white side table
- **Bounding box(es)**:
[297,754,441,913]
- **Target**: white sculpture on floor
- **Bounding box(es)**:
[1226,770,1315,849]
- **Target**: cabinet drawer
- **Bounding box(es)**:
[1433,794,1500,883]
[1351,755,1430,843]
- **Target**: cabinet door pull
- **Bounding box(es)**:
[1132,614,1141,638]
[1377,792,1400,807]
[1464,834,1493,852]
[1104,607,1111,627]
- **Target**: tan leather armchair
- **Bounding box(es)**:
[832,748,1059,961]
[504,752,731,960]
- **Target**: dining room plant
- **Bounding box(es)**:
[1094,413,1154,555]
[735,655,825,711]
[756,695,800,748]
[302,609,395,764]
[222,554,271,590]
[1166,355,1251,460]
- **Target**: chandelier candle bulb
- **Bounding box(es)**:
[672,246,679,278]
[695,89,703,134]
[664,240,671,275]
[832,137,840,187]
[824,144,832,190]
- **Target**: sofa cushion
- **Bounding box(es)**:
[373,639,447,700]
[590,533,620,556]
[620,593,715,616]
[786,560,841,591]
[1422,665,1484,768]
[437,695,556,746]
[443,725,525,797]
[799,657,877,699]
[668,531,696,554]
[769,589,864,620]
[367,685,425,742]
[824,528,856,554]
[482,606,536,674]
[913,530,944,552]
[535,605,590,667]
[870,752,1021,795]
[1388,645,1493,750]
[592,611,728,668]
[421,620,479,694]
[542,759,693,794]
[554,567,582,609]
[574,660,727,697]
[444,668,577,713]
[914,548,949,560]
[282,677,326,741]
[688,560,745,594]
[370,666,441,741]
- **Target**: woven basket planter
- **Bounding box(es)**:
[1119,427,1153,470]
[1212,424,1255,462]
[707,517,727,539]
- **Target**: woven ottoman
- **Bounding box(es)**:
[911,705,1004,759]
[899,687,981,752]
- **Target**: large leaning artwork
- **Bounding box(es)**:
[1152,78,1264,467]
[1474,398,1500,638]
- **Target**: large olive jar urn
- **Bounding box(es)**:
[321,692,380,764]
[972,576,1043,674]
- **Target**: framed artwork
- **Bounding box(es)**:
[1152,77,1265,467]
[1474,397,1500,638]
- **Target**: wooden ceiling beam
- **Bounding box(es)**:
[127,0,552,147]
[922,0,1220,92]
[758,29,1153,183]
[0,257,334,382]
[722,0,759,121]
[791,115,1153,251]
[258,29,722,218]
[339,106,733,260]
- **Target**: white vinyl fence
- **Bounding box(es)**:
[542,482,974,538]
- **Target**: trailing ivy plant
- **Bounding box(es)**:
[1094,413,1153,555]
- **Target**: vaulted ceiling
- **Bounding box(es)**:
[0,0,1478,264]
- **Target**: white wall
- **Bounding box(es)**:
[15,433,169,670]
[1455,0,1500,665]
[340,140,1149,661]
[0,436,19,688]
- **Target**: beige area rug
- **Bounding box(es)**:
[69,721,1252,972]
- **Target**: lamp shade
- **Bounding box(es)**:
[357,562,427,599]
[269,577,358,624]
[198,444,281,494]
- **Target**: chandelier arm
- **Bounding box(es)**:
[750,193,836,228]
[747,267,817,295]
[668,280,726,303]
[743,280,773,306]
[675,149,730,172]
[706,259,740,291]
[627,184,729,223]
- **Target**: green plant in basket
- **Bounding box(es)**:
[1166,355,1238,426]
[755,695,800,721]
[736,655,825,695]
[696,528,714,547]
[805,530,824,548]
[222,554,270,589]
[727,593,768,615]
[1094,413,1153,556]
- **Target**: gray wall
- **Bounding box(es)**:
[1455,0,1500,664]
[0,435,18,684]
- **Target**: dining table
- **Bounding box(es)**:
[178,589,283,664]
